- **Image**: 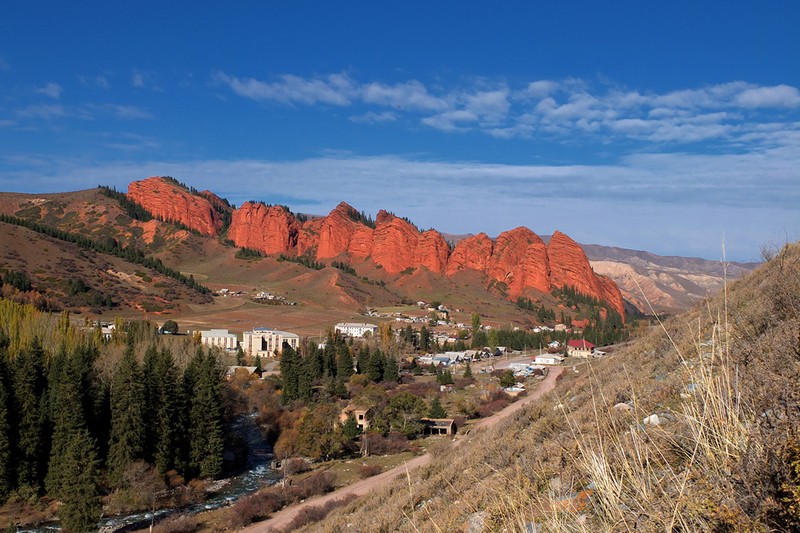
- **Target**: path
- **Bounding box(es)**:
[242,365,565,532]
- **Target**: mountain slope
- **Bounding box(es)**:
[583,243,758,313]
[299,241,800,532]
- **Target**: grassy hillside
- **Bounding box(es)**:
[297,242,800,532]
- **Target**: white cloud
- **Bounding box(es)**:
[16,104,66,120]
[215,72,800,147]
[79,74,110,89]
[735,84,800,108]
[131,69,163,91]
[35,82,62,99]
[349,111,398,124]
[4,140,797,260]
[361,80,447,111]
[214,72,355,106]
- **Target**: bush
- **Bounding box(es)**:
[283,494,358,531]
[358,463,383,479]
[153,515,199,533]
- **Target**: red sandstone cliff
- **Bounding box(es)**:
[369,211,419,274]
[414,230,450,273]
[227,202,300,255]
[548,231,624,317]
[127,177,224,236]
[445,233,494,275]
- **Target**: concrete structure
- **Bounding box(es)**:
[567,339,596,358]
[421,418,456,436]
[334,322,378,338]
[534,354,564,365]
[199,329,239,351]
[243,327,300,357]
[340,407,370,431]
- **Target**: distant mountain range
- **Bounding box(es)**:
[0,176,756,321]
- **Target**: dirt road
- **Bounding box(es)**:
[242,365,565,532]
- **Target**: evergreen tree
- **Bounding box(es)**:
[366,349,385,382]
[45,350,88,499]
[383,355,400,383]
[356,346,370,374]
[336,347,354,382]
[322,340,337,379]
[13,337,47,490]
[188,349,224,479]
[108,344,145,485]
[236,345,246,366]
[58,429,101,533]
[419,326,430,352]
[464,360,473,379]
[341,413,361,441]
[153,349,181,474]
[279,343,300,404]
[141,345,159,463]
[0,347,12,501]
[298,355,314,402]
[428,397,447,419]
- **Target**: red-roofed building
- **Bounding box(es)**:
[567,339,596,358]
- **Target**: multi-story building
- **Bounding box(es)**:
[334,322,378,338]
[242,327,300,357]
[199,328,239,351]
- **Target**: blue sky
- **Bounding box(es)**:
[1,2,798,261]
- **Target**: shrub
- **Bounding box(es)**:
[358,463,383,479]
[153,515,199,533]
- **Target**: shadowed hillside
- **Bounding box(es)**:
[293,241,800,532]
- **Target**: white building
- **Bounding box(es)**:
[242,327,300,357]
[199,329,239,351]
[534,354,564,366]
[334,322,378,338]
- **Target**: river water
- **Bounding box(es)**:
[24,414,280,532]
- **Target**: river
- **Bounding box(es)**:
[23,414,280,532]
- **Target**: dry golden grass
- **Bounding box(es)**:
[288,242,800,532]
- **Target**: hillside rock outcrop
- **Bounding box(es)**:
[227,202,300,255]
[414,230,451,273]
[548,230,624,316]
[127,177,224,236]
[445,233,494,275]
[370,211,419,274]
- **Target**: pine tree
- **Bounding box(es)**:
[428,397,447,419]
[366,349,385,382]
[341,413,361,441]
[383,355,399,383]
[356,346,370,375]
[153,349,181,474]
[188,349,225,479]
[298,355,314,402]
[58,429,101,533]
[279,343,300,404]
[108,344,145,486]
[45,350,88,499]
[13,337,47,491]
[464,360,473,379]
[336,347,354,382]
[0,347,12,501]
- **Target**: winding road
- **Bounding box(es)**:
[241,365,565,532]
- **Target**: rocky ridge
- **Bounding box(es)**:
[126,177,625,316]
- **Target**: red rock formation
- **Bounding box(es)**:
[510,239,551,297]
[370,211,419,274]
[414,230,450,273]
[487,227,540,285]
[296,217,323,256]
[317,202,361,259]
[348,224,374,260]
[198,190,233,215]
[547,230,624,317]
[445,233,493,275]
[127,177,223,236]
[227,202,300,255]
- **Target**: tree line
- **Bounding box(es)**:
[0,302,227,531]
